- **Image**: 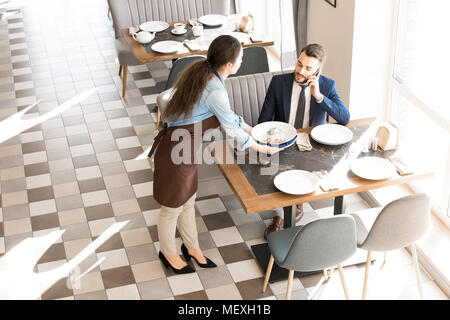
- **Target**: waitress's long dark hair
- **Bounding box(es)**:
[162,35,241,121]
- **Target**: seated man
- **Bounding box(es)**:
[258,43,350,239]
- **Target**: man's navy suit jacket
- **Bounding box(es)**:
[257,72,350,126]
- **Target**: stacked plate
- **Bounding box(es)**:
[251,121,297,148]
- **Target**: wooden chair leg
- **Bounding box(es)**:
[262,255,274,293]
[362,250,372,300]
[327,266,335,279]
[285,270,294,300]
[122,65,128,98]
[337,264,349,300]
[118,65,123,76]
[323,269,328,281]
[410,244,424,299]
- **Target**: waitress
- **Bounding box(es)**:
[148,35,281,274]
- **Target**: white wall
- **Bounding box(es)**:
[349,0,396,120]
[306,0,395,120]
[307,0,356,108]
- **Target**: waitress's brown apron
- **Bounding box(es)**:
[148,116,220,208]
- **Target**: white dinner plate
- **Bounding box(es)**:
[274,170,319,195]
[139,21,169,33]
[351,157,396,180]
[310,124,353,146]
[251,121,297,148]
[151,41,183,54]
[198,14,226,26]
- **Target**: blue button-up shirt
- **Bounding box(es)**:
[167,72,255,150]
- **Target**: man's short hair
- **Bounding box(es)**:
[300,44,327,65]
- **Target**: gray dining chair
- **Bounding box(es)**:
[349,193,431,299]
[262,215,357,300]
[154,55,205,128]
[107,0,231,98]
[156,55,206,93]
[231,46,270,78]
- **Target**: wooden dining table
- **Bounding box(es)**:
[121,20,275,64]
[208,117,434,282]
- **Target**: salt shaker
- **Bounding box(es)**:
[371,137,379,151]
[362,139,370,153]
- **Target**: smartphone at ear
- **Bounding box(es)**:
[313,68,320,77]
[306,68,321,87]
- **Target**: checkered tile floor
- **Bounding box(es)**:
[0,0,446,300]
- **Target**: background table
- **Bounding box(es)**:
[122,21,274,63]
[209,117,434,282]
[122,19,274,64]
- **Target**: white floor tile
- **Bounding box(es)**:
[196,198,227,216]
[81,190,109,207]
[167,273,203,296]
[106,284,141,300]
[226,259,263,283]
[206,284,243,300]
[97,248,130,271]
[210,226,244,247]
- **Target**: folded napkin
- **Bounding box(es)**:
[313,170,339,192]
[249,32,263,43]
[188,19,201,26]
[296,133,312,151]
[183,40,201,51]
[389,156,413,176]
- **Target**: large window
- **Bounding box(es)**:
[390,0,450,221]
[235,0,296,69]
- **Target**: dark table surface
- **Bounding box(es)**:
[237,125,395,196]
[143,24,224,54]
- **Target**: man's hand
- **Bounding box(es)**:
[307,75,323,102]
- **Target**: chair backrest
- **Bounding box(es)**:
[108,0,231,39]
[165,55,206,90]
[231,46,270,78]
[360,193,431,251]
[270,215,357,272]
[157,70,293,126]
[224,70,291,126]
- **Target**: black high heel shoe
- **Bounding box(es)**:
[181,243,217,268]
[158,251,195,274]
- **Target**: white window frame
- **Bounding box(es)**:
[388,0,450,224]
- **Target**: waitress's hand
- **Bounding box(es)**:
[252,144,283,155]
[243,122,253,134]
